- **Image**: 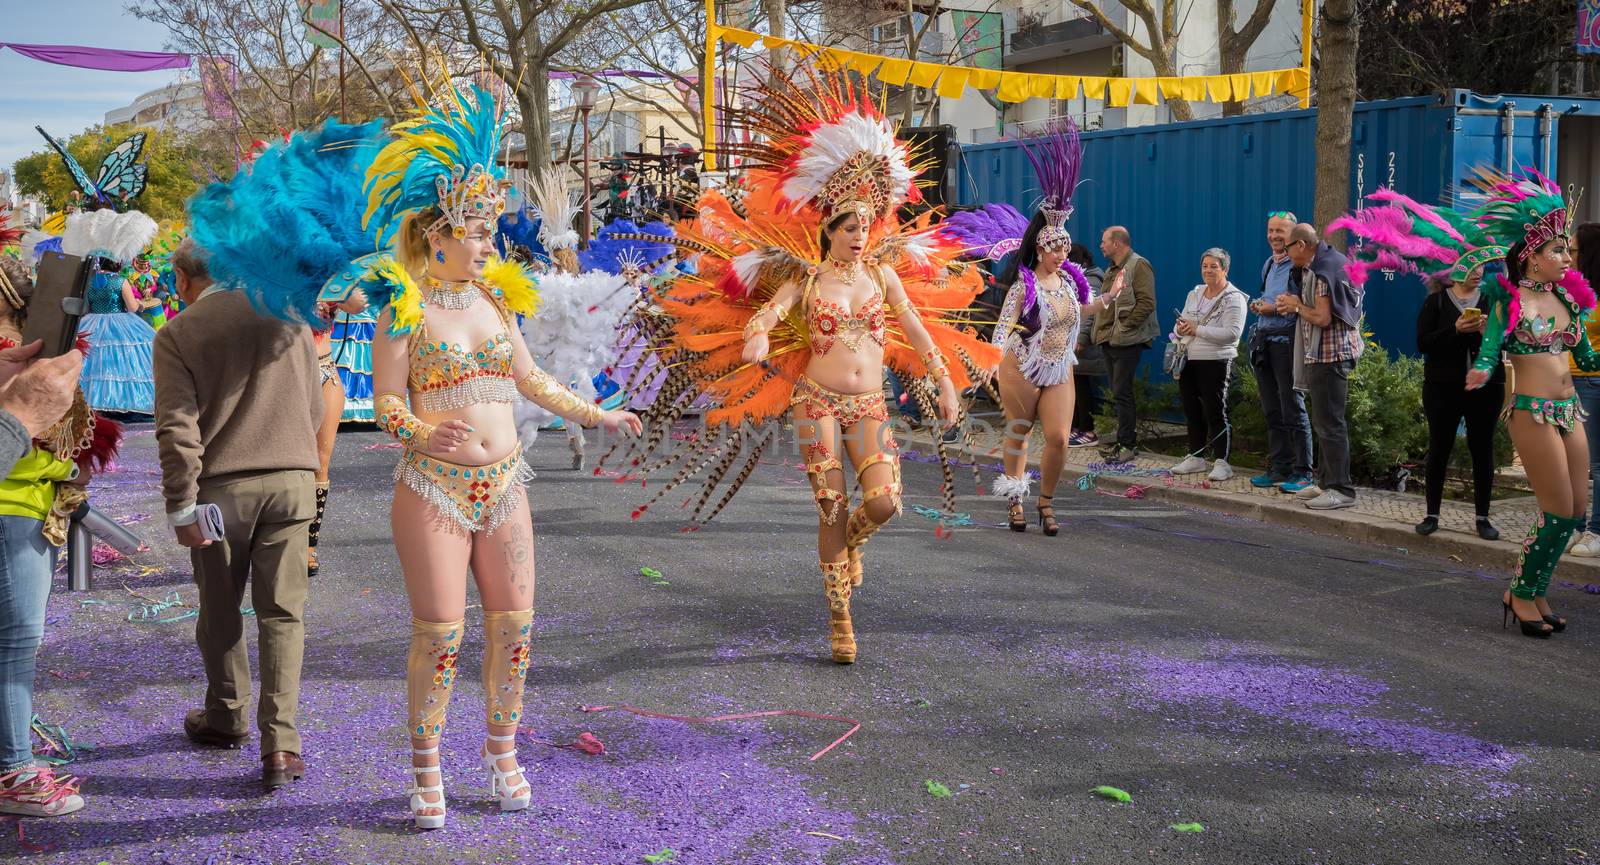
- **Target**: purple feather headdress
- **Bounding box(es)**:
[1019,119,1083,252]
[940,203,1029,261]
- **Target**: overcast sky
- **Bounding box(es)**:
[0,2,182,175]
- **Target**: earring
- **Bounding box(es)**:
[434,249,446,264]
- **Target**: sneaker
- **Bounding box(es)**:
[1068,430,1098,448]
[1207,459,1234,482]
[1305,490,1357,510]
[1250,472,1286,488]
[1170,455,1208,475]
[1277,475,1315,494]
[1294,484,1325,501]
[1103,445,1136,464]
[1571,531,1600,556]
[0,766,84,817]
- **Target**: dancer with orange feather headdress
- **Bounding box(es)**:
[605,65,1000,664]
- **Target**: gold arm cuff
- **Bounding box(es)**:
[890,298,916,319]
[375,392,434,449]
[517,367,604,428]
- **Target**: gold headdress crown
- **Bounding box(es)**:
[429,163,507,239]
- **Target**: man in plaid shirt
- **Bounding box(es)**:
[1274,223,1364,510]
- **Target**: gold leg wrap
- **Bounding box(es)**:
[408,618,464,739]
[822,558,856,664]
[482,609,534,727]
[805,455,846,525]
[845,452,902,587]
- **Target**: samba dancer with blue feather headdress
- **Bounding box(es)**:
[359,80,641,830]
[987,120,1124,535]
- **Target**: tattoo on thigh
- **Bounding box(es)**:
[503,520,534,597]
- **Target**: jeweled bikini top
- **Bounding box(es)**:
[808,292,886,355]
[1508,279,1583,356]
[406,285,518,412]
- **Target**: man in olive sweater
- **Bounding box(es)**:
[154,240,322,790]
[1092,226,1159,463]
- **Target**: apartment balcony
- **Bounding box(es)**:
[1005,15,1116,68]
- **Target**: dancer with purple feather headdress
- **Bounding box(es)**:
[985,121,1123,536]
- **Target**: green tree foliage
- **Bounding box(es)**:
[10,123,216,223]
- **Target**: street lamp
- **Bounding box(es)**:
[571,74,601,248]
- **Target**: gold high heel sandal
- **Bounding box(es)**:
[821,559,856,663]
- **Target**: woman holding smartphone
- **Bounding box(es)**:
[1414,261,1505,539]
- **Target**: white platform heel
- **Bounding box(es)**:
[407,745,447,830]
[481,732,531,812]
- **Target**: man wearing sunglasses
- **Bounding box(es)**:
[1246,211,1315,493]
[1275,223,1363,510]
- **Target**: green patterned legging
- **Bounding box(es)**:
[1512,512,1584,600]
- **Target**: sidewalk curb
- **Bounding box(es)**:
[1060,464,1600,578]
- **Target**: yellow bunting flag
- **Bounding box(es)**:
[908,61,942,88]
[721,26,758,47]
[699,23,1316,157]
[936,67,971,99]
[877,57,912,86]
[996,72,1031,103]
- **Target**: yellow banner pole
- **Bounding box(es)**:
[1300,0,1313,108]
[703,0,717,171]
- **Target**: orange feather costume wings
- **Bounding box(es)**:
[600,65,1000,526]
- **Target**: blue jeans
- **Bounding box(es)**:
[0,515,56,771]
[1576,377,1600,533]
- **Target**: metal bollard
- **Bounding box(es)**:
[65,503,148,592]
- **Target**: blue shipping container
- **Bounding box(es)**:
[954,90,1600,370]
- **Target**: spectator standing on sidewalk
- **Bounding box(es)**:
[1246,211,1314,491]
[1170,248,1247,482]
[1414,266,1504,540]
[1092,226,1158,463]
[1068,243,1105,447]
[1569,222,1600,555]
[1276,223,1364,510]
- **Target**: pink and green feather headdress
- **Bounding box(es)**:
[1328,189,1503,286]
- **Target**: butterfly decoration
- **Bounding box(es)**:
[34,126,149,211]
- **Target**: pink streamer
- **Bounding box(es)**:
[580,703,862,761]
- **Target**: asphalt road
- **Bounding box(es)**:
[16,424,1600,865]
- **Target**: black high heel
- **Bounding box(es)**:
[1503,599,1554,638]
[1542,614,1568,632]
[1037,497,1059,536]
[1008,503,1026,532]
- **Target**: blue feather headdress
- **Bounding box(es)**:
[187,119,386,324]
[579,220,677,276]
[497,201,547,259]
[363,83,508,242]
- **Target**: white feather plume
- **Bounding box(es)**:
[782,113,913,213]
[20,230,55,264]
[514,269,633,444]
[62,210,157,264]
[729,249,767,294]
[527,172,579,251]
[990,474,1032,503]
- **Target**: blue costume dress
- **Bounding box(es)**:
[80,264,156,414]
[330,308,376,422]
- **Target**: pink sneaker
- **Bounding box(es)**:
[0,766,84,817]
